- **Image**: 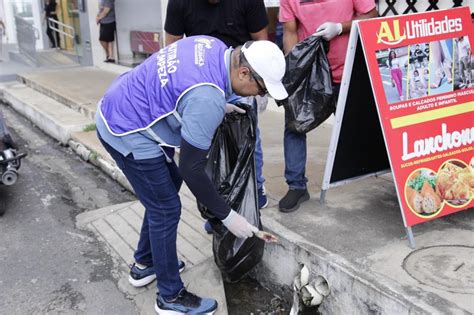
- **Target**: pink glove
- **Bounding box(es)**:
[314,22,342,41]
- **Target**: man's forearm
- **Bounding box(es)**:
[283,31,298,55]
[179,139,231,220]
[341,8,378,34]
[97,7,111,22]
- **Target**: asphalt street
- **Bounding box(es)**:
[0,103,136,314]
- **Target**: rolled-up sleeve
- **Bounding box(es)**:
[179,85,226,150]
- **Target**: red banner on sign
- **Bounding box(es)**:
[358,7,473,226]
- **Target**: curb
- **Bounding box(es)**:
[68,139,134,193]
[19,75,97,120]
[254,212,432,314]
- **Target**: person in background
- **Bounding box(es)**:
[409,69,424,98]
[423,68,430,90]
[96,0,116,63]
[414,44,425,63]
[164,0,271,227]
[44,0,61,49]
[278,0,377,213]
[456,36,471,88]
[96,36,287,314]
[0,19,5,61]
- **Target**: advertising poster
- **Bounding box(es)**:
[358,7,473,226]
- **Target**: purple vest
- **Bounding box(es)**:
[99,36,229,135]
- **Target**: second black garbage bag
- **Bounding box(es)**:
[197,104,264,282]
[278,35,336,134]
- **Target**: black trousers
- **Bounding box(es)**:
[46,15,61,48]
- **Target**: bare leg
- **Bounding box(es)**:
[100,40,109,59]
[107,42,114,61]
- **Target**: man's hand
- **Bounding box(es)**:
[95,16,101,25]
[222,210,258,239]
[314,22,342,41]
[225,103,246,114]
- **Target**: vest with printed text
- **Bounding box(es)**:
[99,36,229,135]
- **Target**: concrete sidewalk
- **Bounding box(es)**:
[1,67,473,314]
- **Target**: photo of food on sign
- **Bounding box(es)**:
[406,169,442,216]
[405,159,474,217]
[436,159,473,206]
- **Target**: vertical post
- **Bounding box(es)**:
[406,227,416,249]
[319,189,326,204]
[160,0,169,47]
[320,23,360,203]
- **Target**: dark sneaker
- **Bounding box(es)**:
[129,260,186,287]
[155,289,218,314]
[258,187,268,209]
[278,189,310,213]
[204,220,213,234]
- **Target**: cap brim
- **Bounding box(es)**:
[264,80,288,101]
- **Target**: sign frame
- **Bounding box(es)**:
[320,7,473,248]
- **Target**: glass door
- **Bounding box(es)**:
[59,0,81,57]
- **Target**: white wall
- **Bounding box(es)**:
[2,0,45,48]
[31,0,44,49]
[86,0,102,64]
[114,0,164,60]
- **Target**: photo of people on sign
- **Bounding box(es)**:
[408,42,430,99]
[454,36,472,90]
[377,40,460,103]
[428,39,454,96]
[377,46,408,103]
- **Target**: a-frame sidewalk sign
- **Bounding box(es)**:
[321,7,473,248]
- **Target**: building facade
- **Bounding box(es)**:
[1,0,472,68]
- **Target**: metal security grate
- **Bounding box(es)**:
[377,0,468,16]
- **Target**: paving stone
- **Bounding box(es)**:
[91,219,134,264]
[177,220,212,254]
[104,213,140,250]
[119,207,143,234]
[176,232,208,266]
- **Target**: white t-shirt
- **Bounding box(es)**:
[388,58,400,69]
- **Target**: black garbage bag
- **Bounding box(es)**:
[277,35,336,134]
[197,104,264,282]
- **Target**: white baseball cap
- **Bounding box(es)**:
[241,41,288,101]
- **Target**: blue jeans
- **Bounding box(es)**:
[283,85,340,190]
[254,106,264,190]
[99,135,184,299]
